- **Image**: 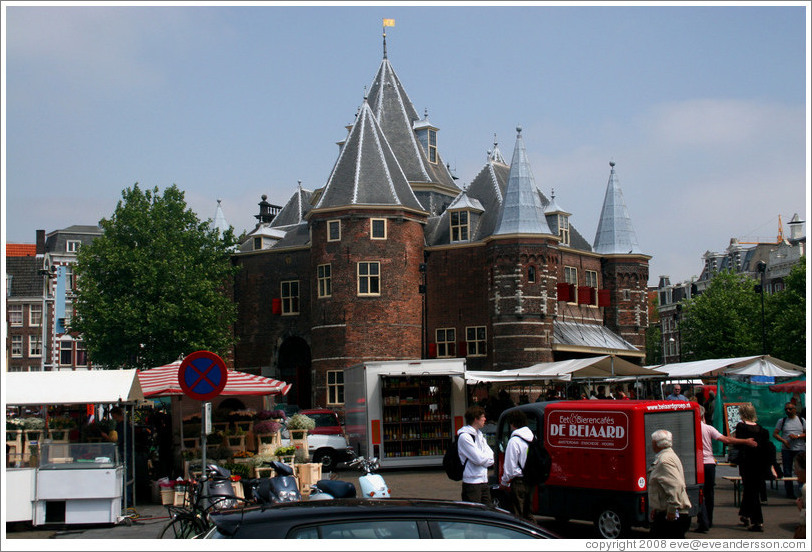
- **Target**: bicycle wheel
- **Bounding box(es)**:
[158,515,207,539]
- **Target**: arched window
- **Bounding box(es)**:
[528,265,536,283]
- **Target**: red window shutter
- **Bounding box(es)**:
[272,298,282,315]
[598,289,611,307]
[458,341,467,357]
[557,282,571,302]
[428,343,437,358]
[578,286,595,305]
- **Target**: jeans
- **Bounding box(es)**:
[782,449,802,497]
[697,463,716,529]
[461,482,492,506]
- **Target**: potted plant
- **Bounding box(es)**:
[6,417,24,439]
[286,413,315,434]
[224,426,246,450]
[22,417,45,441]
[274,445,296,464]
[48,416,74,440]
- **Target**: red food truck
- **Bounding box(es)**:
[492,400,704,539]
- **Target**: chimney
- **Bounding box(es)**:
[36,230,46,255]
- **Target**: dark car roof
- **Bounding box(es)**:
[209,498,554,538]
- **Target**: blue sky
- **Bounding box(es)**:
[2,2,809,287]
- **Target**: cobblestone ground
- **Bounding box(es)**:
[5,464,802,540]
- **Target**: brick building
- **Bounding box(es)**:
[5,226,101,371]
[231,42,651,410]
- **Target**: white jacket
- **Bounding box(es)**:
[457,425,494,484]
[501,426,534,486]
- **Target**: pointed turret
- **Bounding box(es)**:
[366,57,457,191]
[492,127,554,236]
[212,199,230,235]
[592,161,643,254]
[314,99,425,213]
[271,181,313,229]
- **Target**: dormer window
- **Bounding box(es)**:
[558,214,570,245]
[253,237,263,250]
[428,129,437,163]
[450,210,469,242]
[414,111,439,165]
[67,240,81,253]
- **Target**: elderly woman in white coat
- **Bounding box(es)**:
[648,429,692,538]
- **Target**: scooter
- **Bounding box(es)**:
[308,453,390,500]
[201,463,241,511]
[248,461,302,506]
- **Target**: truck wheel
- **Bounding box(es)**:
[595,507,627,539]
[314,449,336,471]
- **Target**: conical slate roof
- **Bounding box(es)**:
[592,162,643,254]
[212,199,230,235]
[271,182,313,229]
[314,99,425,212]
[492,127,554,236]
[366,58,457,190]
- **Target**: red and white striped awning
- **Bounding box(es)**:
[137,360,292,398]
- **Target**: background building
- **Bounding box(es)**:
[656,214,806,364]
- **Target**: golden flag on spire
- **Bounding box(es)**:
[383,19,395,27]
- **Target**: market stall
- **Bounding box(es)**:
[344,359,467,468]
[5,370,144,525]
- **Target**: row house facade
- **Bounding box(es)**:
[231,39,651,410]
[656,213,806,364]
[5,226,102,371]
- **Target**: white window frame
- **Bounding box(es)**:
[558,214,570,245]
[564,266,578,304]
[60,340,73,366]
[465,326,487,357]
[76,341,88,366]
[370,218,387,240]
[357,261,380,296]
[436,328,456,358]
[66,240,81,253]
[29,335,42,358]
[29,304,42,327]
[327,220,341,242]
[11,335,23,358]
[585,270,599,306]
[428,129,438,163]
[280,280,300,315]
[9,304,23,326]
[327,370,344,406]
[450,210,469,242]
[317,264,332,298]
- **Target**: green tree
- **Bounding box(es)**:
[766,257,806,367]
[645,324,663,366]
[72,184,239,369]
[679,270,763,361]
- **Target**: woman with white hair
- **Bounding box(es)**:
[647,429,692,538]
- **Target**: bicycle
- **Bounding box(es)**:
[158,464,252,539]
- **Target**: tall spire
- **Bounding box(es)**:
[592,161,643,254]
[213,199,230,235]
[492,127,553,236]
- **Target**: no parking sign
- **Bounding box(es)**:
[178,350,228,401]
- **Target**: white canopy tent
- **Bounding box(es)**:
[647,355,804,379]
[5,369,145,405]
[465,355,665,384]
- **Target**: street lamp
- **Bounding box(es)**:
[755,261,767,355]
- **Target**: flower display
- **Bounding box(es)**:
[253,420,281,435]
[286,413,315,431]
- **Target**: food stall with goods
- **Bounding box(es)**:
[344,359,467,468]
[5,370,144,525]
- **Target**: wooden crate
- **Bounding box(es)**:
[160,489,175,505]
[294,463,322,489]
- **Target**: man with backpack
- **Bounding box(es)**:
[773,402,806,499]
[456,405,494,506]
[499,409,537,524]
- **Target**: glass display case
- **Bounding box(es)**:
[381,375,452,459]
[37,442,119,470]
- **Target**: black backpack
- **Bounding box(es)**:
[443,435,469,481]
[519,436,552,486]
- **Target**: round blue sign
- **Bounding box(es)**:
[178,350,228,400]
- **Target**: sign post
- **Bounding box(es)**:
[178,351,228,494]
